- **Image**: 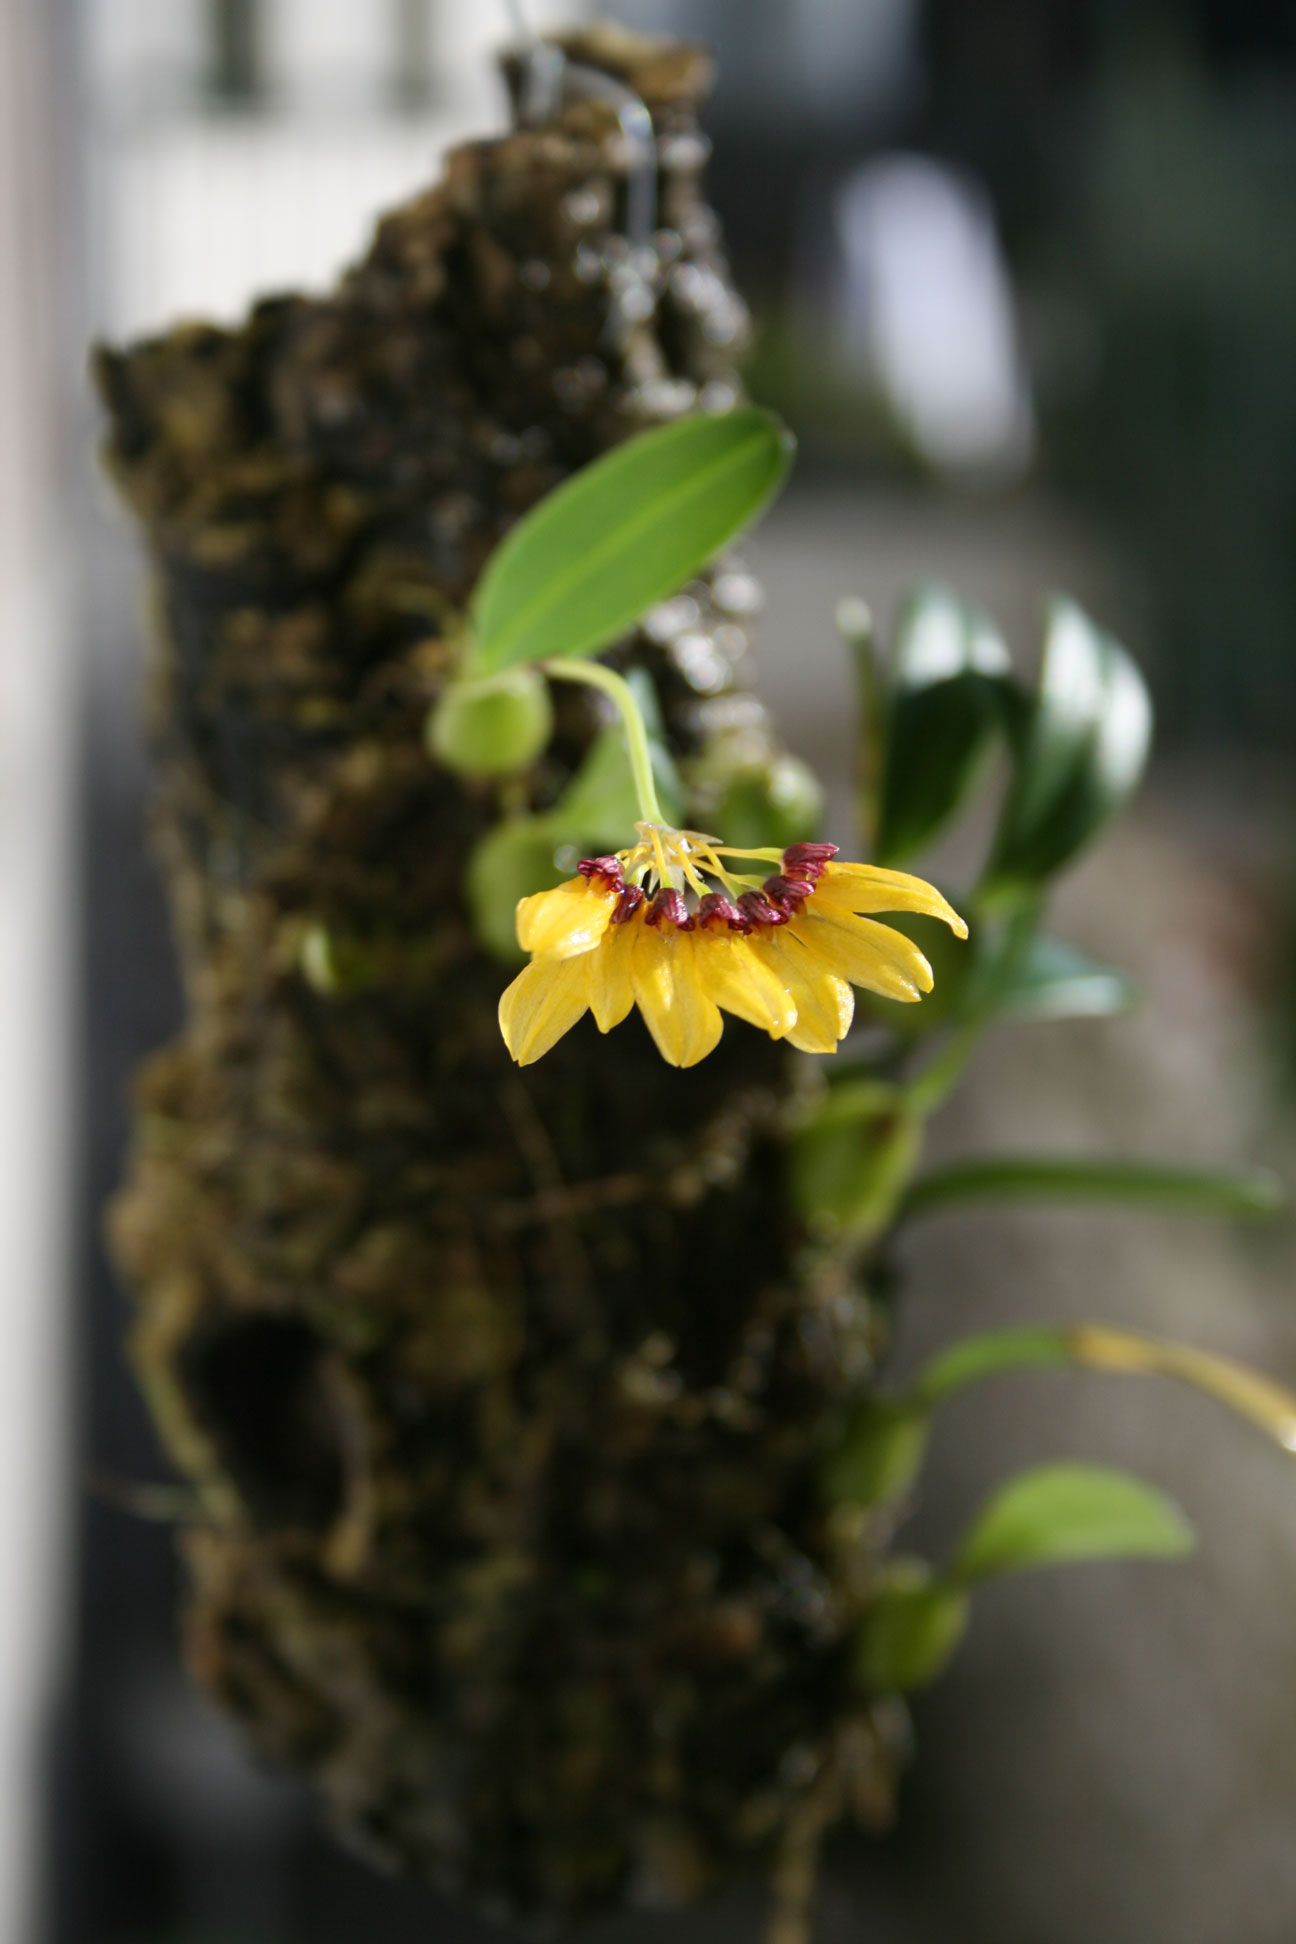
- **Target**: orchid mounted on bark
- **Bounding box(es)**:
[98,30,1288,1944]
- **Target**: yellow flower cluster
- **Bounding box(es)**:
[499,829,967,1069]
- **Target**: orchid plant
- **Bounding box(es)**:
[420,404,1290,1711]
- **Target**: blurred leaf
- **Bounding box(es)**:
[1064,1326,1296,1452]
[837,596,885,850]
[875,587,1014,865]
[985,597,1152,892]
[708,755,824,851]
[853,1562,970,1693]
[555,728,683,851]
[823,1401,929,1510]
[465,819,566,964]
[553,726,641,842]
[911,1325,1074,1408]
[857,907,977,1039]
[952,1463,1194,1583]
[877,673,1002,862]
[550,669,682,845]
[789,1087,920,1240]
[300,924,381,997]
[901,1154,1285,1223]
[903,1322,1296,1456]
[996,933,1139,1022]
[469,410,794,673]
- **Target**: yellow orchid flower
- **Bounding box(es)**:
[498,828,967,1069]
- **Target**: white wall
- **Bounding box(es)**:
[87,0,594,339]
[0,0,77,1935]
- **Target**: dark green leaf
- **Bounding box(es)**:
[996,934,1139,1022]
[857,907,977,1039]
[900,1155,1285,1223]
[469,409,794,674]
[952,1463,1195,1583]
[853,1564,970,1693]
[985,597,1152,891]
[875,587,1013,865]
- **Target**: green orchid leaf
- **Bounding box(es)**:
[469,409,794,674]
[857,906,977,1040]
[900,1155,1285,1223]
[822,1401,929,1510]
[985,597,1152,893]
[903,1322,1296,1455]
[952,1462,1194,1584]
[853,1563,970,1693]
[554,728,683,852]
[875,587,1014,865]
[837,597,884,849]
[548,727,642,849]
[465,818,567,965]
[910,1325,1074,1409]
[789,1087,920,1240]
[996,934,1139,1022]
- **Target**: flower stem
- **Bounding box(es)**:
[542,656,666,826]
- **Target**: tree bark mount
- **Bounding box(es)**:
[98,26,896,1931]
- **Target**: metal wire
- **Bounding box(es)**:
[501,2,659,337]
[560,62,657,253]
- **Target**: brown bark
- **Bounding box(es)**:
[98,26,895,1926]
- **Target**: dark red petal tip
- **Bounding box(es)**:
[762,873,814,909]
[737,890,789,929]
[578,855,625,891]
[645,888,693,931]
[694,891,748,933]
[783,842,838,872]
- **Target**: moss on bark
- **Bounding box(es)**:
[99,26,897,1930]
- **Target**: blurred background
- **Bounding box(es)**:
[2,0,1295,1940]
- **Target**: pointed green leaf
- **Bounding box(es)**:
[875,587,1014,865]
[986,597,1152,891]
[469,409,794,673]
[952,1463,1194,1583]
[900,1155,1285,1223]
[997,934,1139,1022]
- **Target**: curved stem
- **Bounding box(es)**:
[903,1321,1296,1454]
[542,656,665,827]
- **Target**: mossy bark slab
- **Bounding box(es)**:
[99,26,896,1929]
